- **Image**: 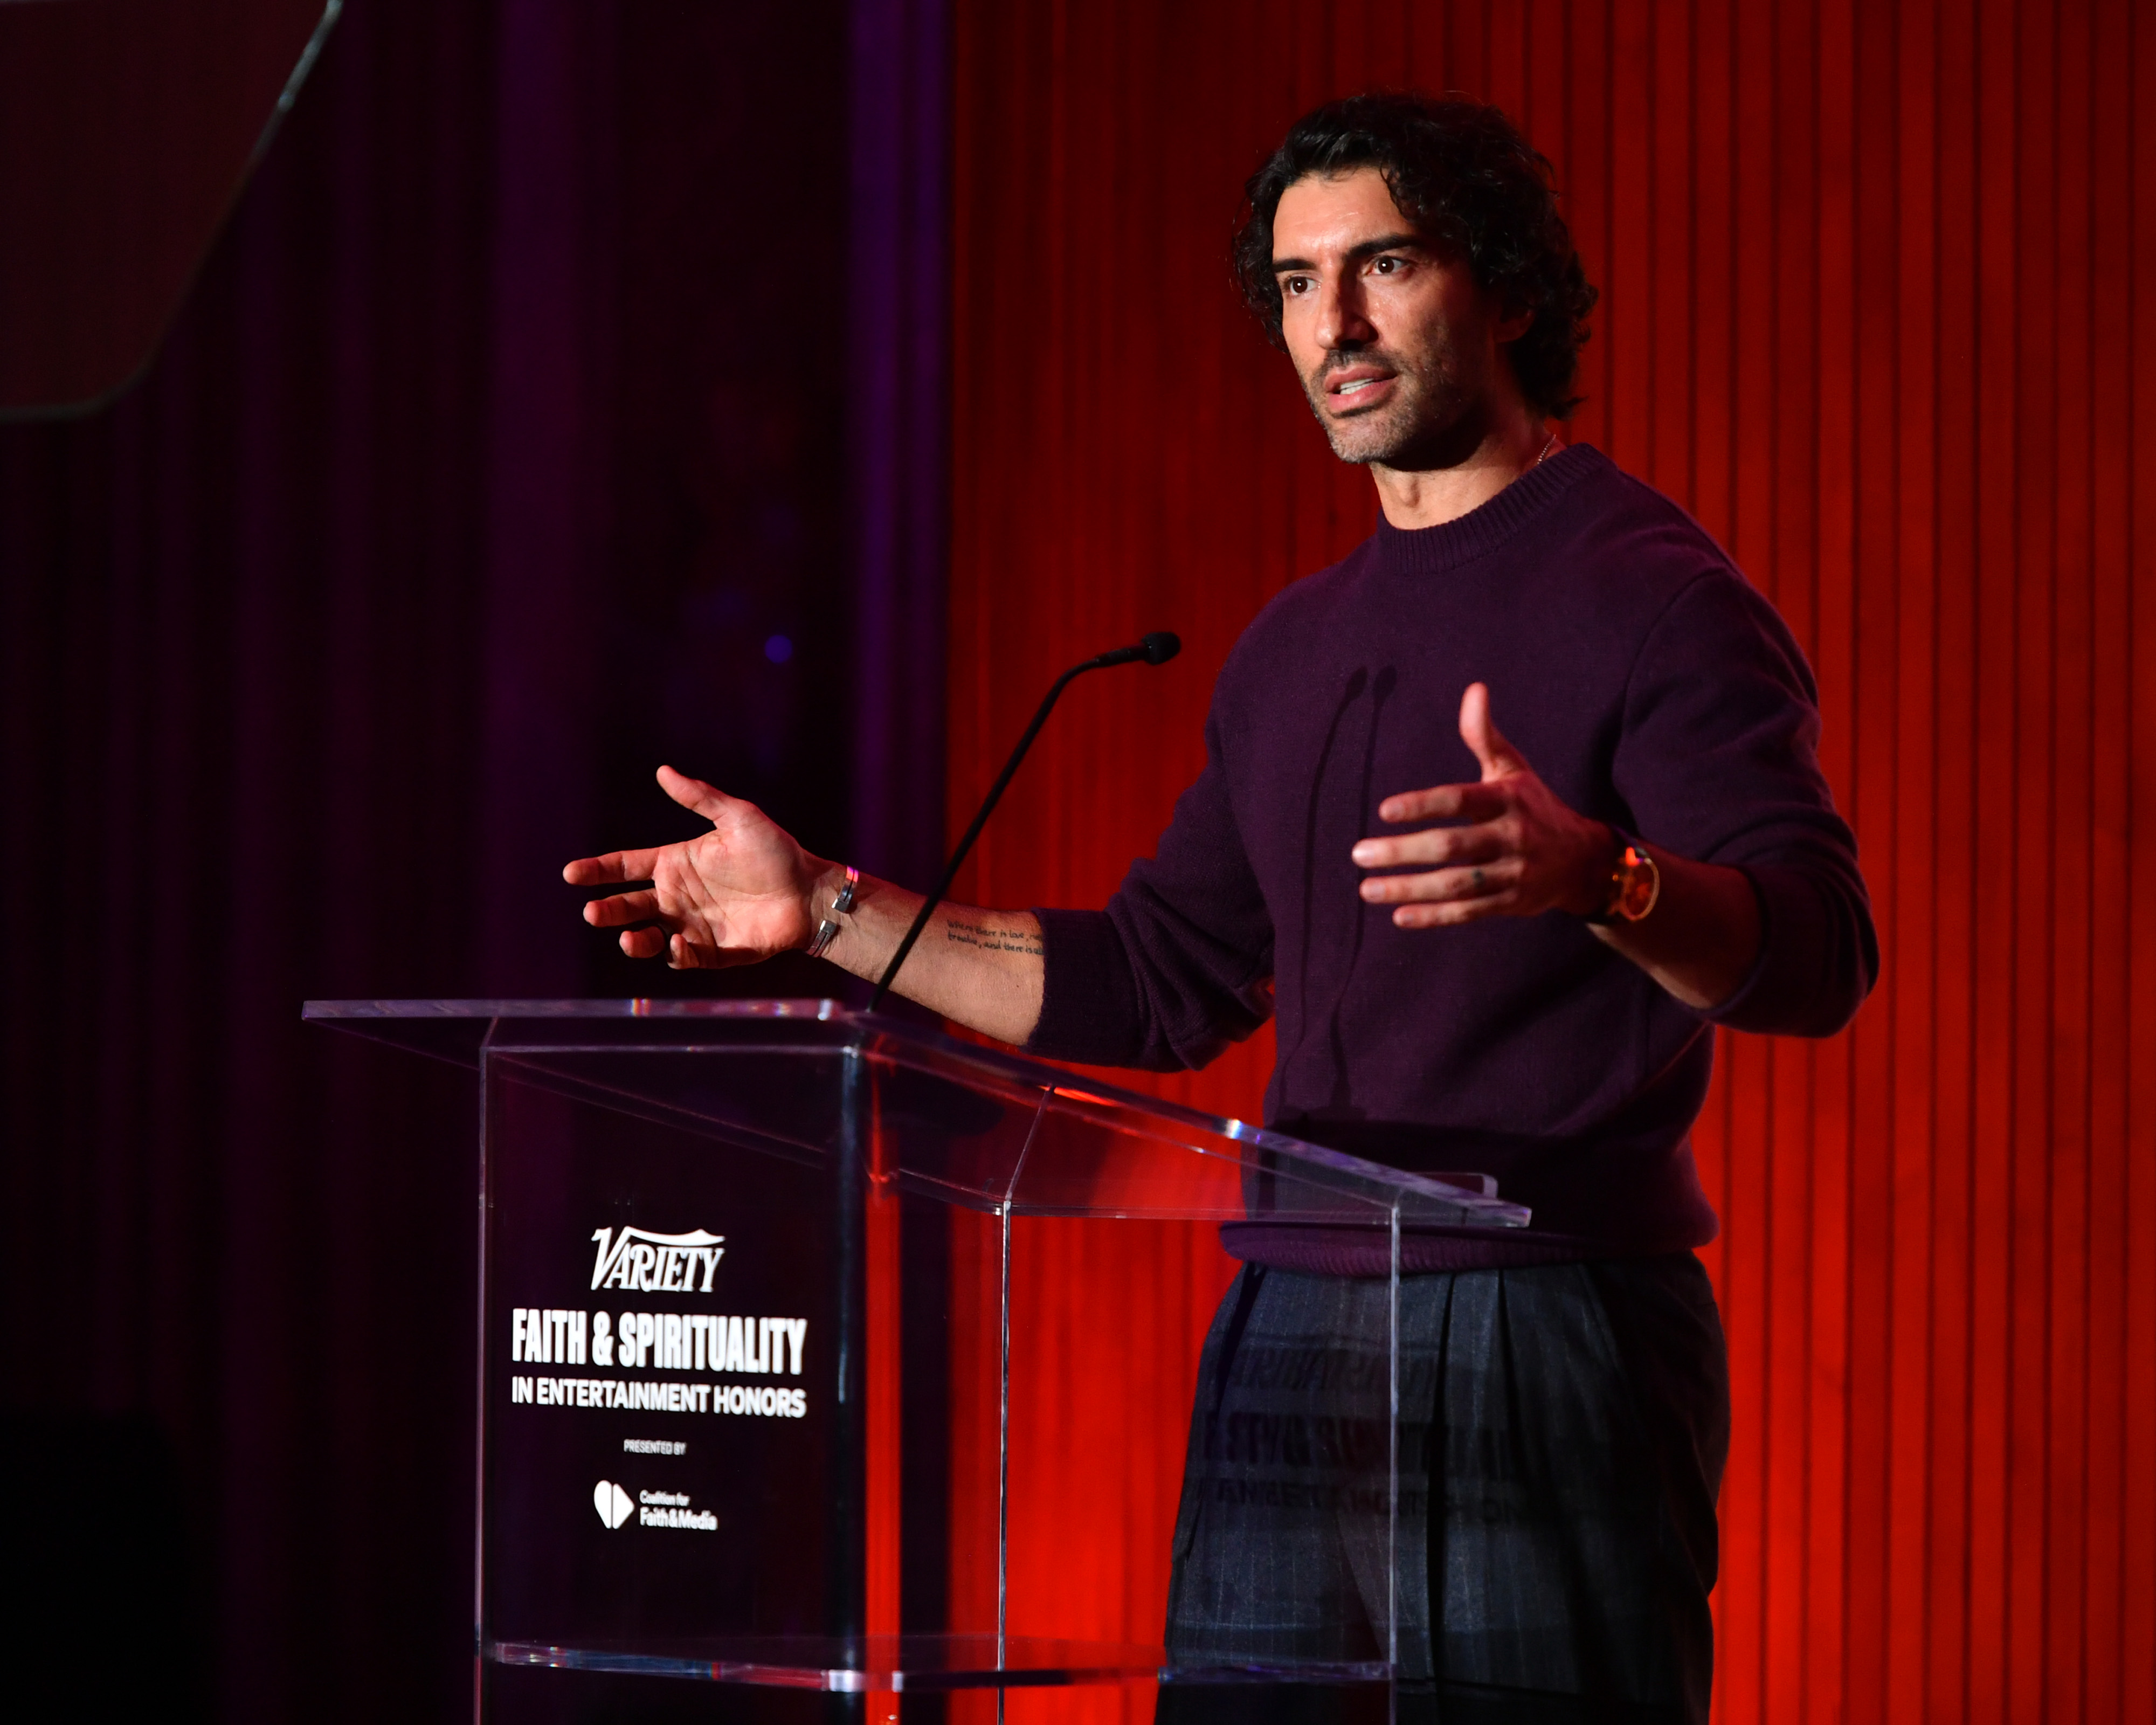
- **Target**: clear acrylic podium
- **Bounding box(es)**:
[305,999,1529,1712]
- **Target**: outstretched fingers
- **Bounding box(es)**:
[563,769,730,885]
[1360,858,1523,914]
[1458,681,1532,780]
[666,928,759,971]
[582,888,664,929]
[1375,781,1509,825]
[657,763,734,821]
[1388,890,1513,928]
[564,847,662,886]
[1353,817,1509,873]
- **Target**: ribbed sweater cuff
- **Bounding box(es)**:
[1706,861,1831,1034]
[1024,907,1144,1065]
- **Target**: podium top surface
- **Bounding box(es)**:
[304,998,1530,1231]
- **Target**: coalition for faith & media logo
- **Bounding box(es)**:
[590,1225,724,1293]
[592,1479,715,1532]
[593,1480,633,1528]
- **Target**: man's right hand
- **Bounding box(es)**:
[564,765,828,969]
[565,765,1048,1044]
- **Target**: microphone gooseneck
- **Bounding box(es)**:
[867,632,1182,1011]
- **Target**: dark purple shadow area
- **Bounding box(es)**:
[0,1,947,1717]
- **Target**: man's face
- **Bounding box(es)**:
[1271,167,1524,466]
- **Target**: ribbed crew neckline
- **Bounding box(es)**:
[1371,441,1598,577]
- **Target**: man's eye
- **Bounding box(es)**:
[1372,256,1400,275]
[1281,277,1310,295]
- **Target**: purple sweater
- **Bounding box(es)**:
[1025,446,1876,1273]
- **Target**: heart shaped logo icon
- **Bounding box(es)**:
[593,1480,634,1529]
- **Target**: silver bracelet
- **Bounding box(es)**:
[805,865,860,960]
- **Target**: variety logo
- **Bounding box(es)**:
[592,1480,634,1529]
[589,1226,725,1293]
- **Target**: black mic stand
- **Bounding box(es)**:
[867,631,1180,1011]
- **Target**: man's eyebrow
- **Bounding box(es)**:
[1270,233,1429,275]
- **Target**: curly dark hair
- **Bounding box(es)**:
[1233,92,1598,421]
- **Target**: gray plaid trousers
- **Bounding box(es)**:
[1158,1255,1729,1725]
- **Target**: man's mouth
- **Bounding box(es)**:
[1323,366,1397,408]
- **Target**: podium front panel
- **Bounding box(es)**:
[303,1000,1532,1710]
[481,1064,844,1653]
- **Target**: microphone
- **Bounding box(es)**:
[1086,631,1183,670]
[868,631,1182,1011]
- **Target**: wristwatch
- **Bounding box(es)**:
[1587,827,1661,924]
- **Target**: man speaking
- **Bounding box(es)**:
[568,93,1875,1725]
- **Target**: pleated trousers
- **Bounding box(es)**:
[1156,1254,1729,1725]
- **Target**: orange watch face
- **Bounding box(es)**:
[1616,845,1661,921]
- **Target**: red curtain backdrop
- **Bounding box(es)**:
[944,3,2156,1722]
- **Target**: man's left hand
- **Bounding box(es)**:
[1351,681,1609,926]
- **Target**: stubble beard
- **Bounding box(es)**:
[1299,339,1487,469]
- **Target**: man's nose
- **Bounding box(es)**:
[1314,272,1376,351]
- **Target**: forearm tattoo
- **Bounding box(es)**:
[944,918,1045,957]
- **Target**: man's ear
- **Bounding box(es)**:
[1494,302,1536,345]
